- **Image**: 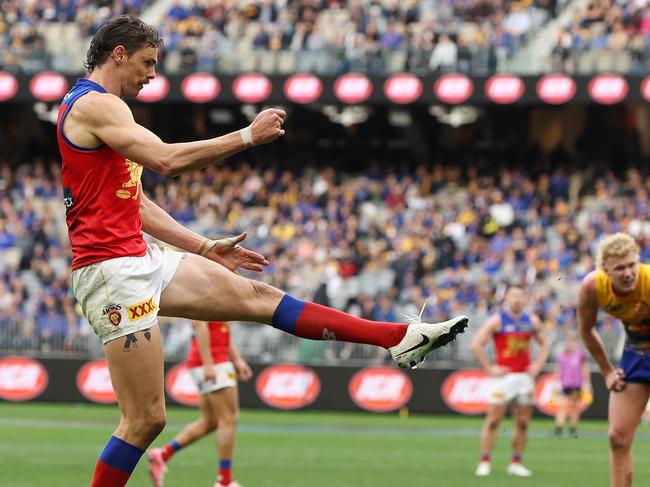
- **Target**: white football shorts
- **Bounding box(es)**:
[71,243,184,344]
[488,372,535,406]
[189,362,238,395]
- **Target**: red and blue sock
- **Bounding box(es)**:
[90,436,144,487]
[161,439,181,462]
[218,459,232,485]
[271,294,407,349]
[512,454,522,463]
[480,453,491,462]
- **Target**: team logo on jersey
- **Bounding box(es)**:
[116,159,143,200]
[605,304,623,313]
[127,298,157,321]
[63,188,74,212]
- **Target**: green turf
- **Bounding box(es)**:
[1,402,648,486]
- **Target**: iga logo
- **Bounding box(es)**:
[76,359,116,404]
[536,73,576,104]
[181,73,220,103]
[166,364,199,407]
[0,72,19,102]
[441,369,491,415]
[232,73,272,103]
[485,74,525,104]
[334,73,373,104]
[30,71,68,102]
[137,75,170,103]
[383,73,422,104]
[284,73,323,104]
[348,367,412,412]
[588,74,628,105]
[0,356,48,401]
[255,364,320,410]
[534,372,592,416]
[434,74,473,104]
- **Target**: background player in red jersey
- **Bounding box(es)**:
[58,15,468,487]
[148,321,251,487]
[470,286,549,478]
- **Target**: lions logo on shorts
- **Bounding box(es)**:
[108,311,121,326]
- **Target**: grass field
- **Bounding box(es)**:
[1,402,649,487]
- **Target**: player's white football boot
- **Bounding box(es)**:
[475,461,491,476]
[389,301,469,368]
[507,462,532,477]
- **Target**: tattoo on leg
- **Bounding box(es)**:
[123,333,138,352]
[143,328,151,342]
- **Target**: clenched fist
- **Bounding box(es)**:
[248,108,286,145]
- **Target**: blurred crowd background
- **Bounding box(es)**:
[1,0,650,370]
[4,0,650,76]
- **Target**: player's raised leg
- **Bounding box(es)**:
[608,383,650,487]
[92,325,166,487]
[159,254,468,368]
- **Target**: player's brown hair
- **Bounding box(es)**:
[84,15,163,73]
[596,232,640,269]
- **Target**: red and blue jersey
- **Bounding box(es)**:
[493,311,534,373]
[186,322,231,367]
[57,78,146,270]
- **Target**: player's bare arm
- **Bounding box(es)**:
[192,321,215,383]
[140,192,268,272]
[527,315,549,377]
[228,340,253,382]
[71,91,285,176]
[578,271,625,391]
[471,315,505,376]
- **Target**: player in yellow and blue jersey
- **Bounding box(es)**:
[578,232,650,487]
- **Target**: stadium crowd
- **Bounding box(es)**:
[1,0,554,75]
[552,0,650,74]
[0,153,646,364]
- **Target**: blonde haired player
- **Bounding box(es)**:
[579,232,650,487]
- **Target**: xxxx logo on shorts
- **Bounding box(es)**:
[102,304,122,326]
[127,298,157,321]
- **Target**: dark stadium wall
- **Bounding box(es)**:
[0,358,611,419]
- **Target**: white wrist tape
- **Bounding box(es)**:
[240,126,255,148]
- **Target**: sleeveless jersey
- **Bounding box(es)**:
[57,78,147,270]
[595,263,650,352]
[493,311,534,372]
[186,322,231,367]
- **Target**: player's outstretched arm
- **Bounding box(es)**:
[578,272,624,390]
[79,92,285,176]
[140,192,268,273]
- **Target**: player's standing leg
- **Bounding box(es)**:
[507,404,533,477]
[608,383,650,487]
[213,386,241,487]
[148,393,218,487]
[91,325,165,487]
[475,404,507,476]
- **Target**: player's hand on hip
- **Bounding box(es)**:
[605,368,626,392]
[526,364,541,378]
[250,108,286,145]
[203,364,216,383]
[489,365,509,377]
[202,232,270,273]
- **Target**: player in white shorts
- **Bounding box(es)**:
[471,286,549,477]
[148,321,251,487]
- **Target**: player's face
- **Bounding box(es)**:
[121,45,158,98]
[604,251,640,294]
[506,288,526,314]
